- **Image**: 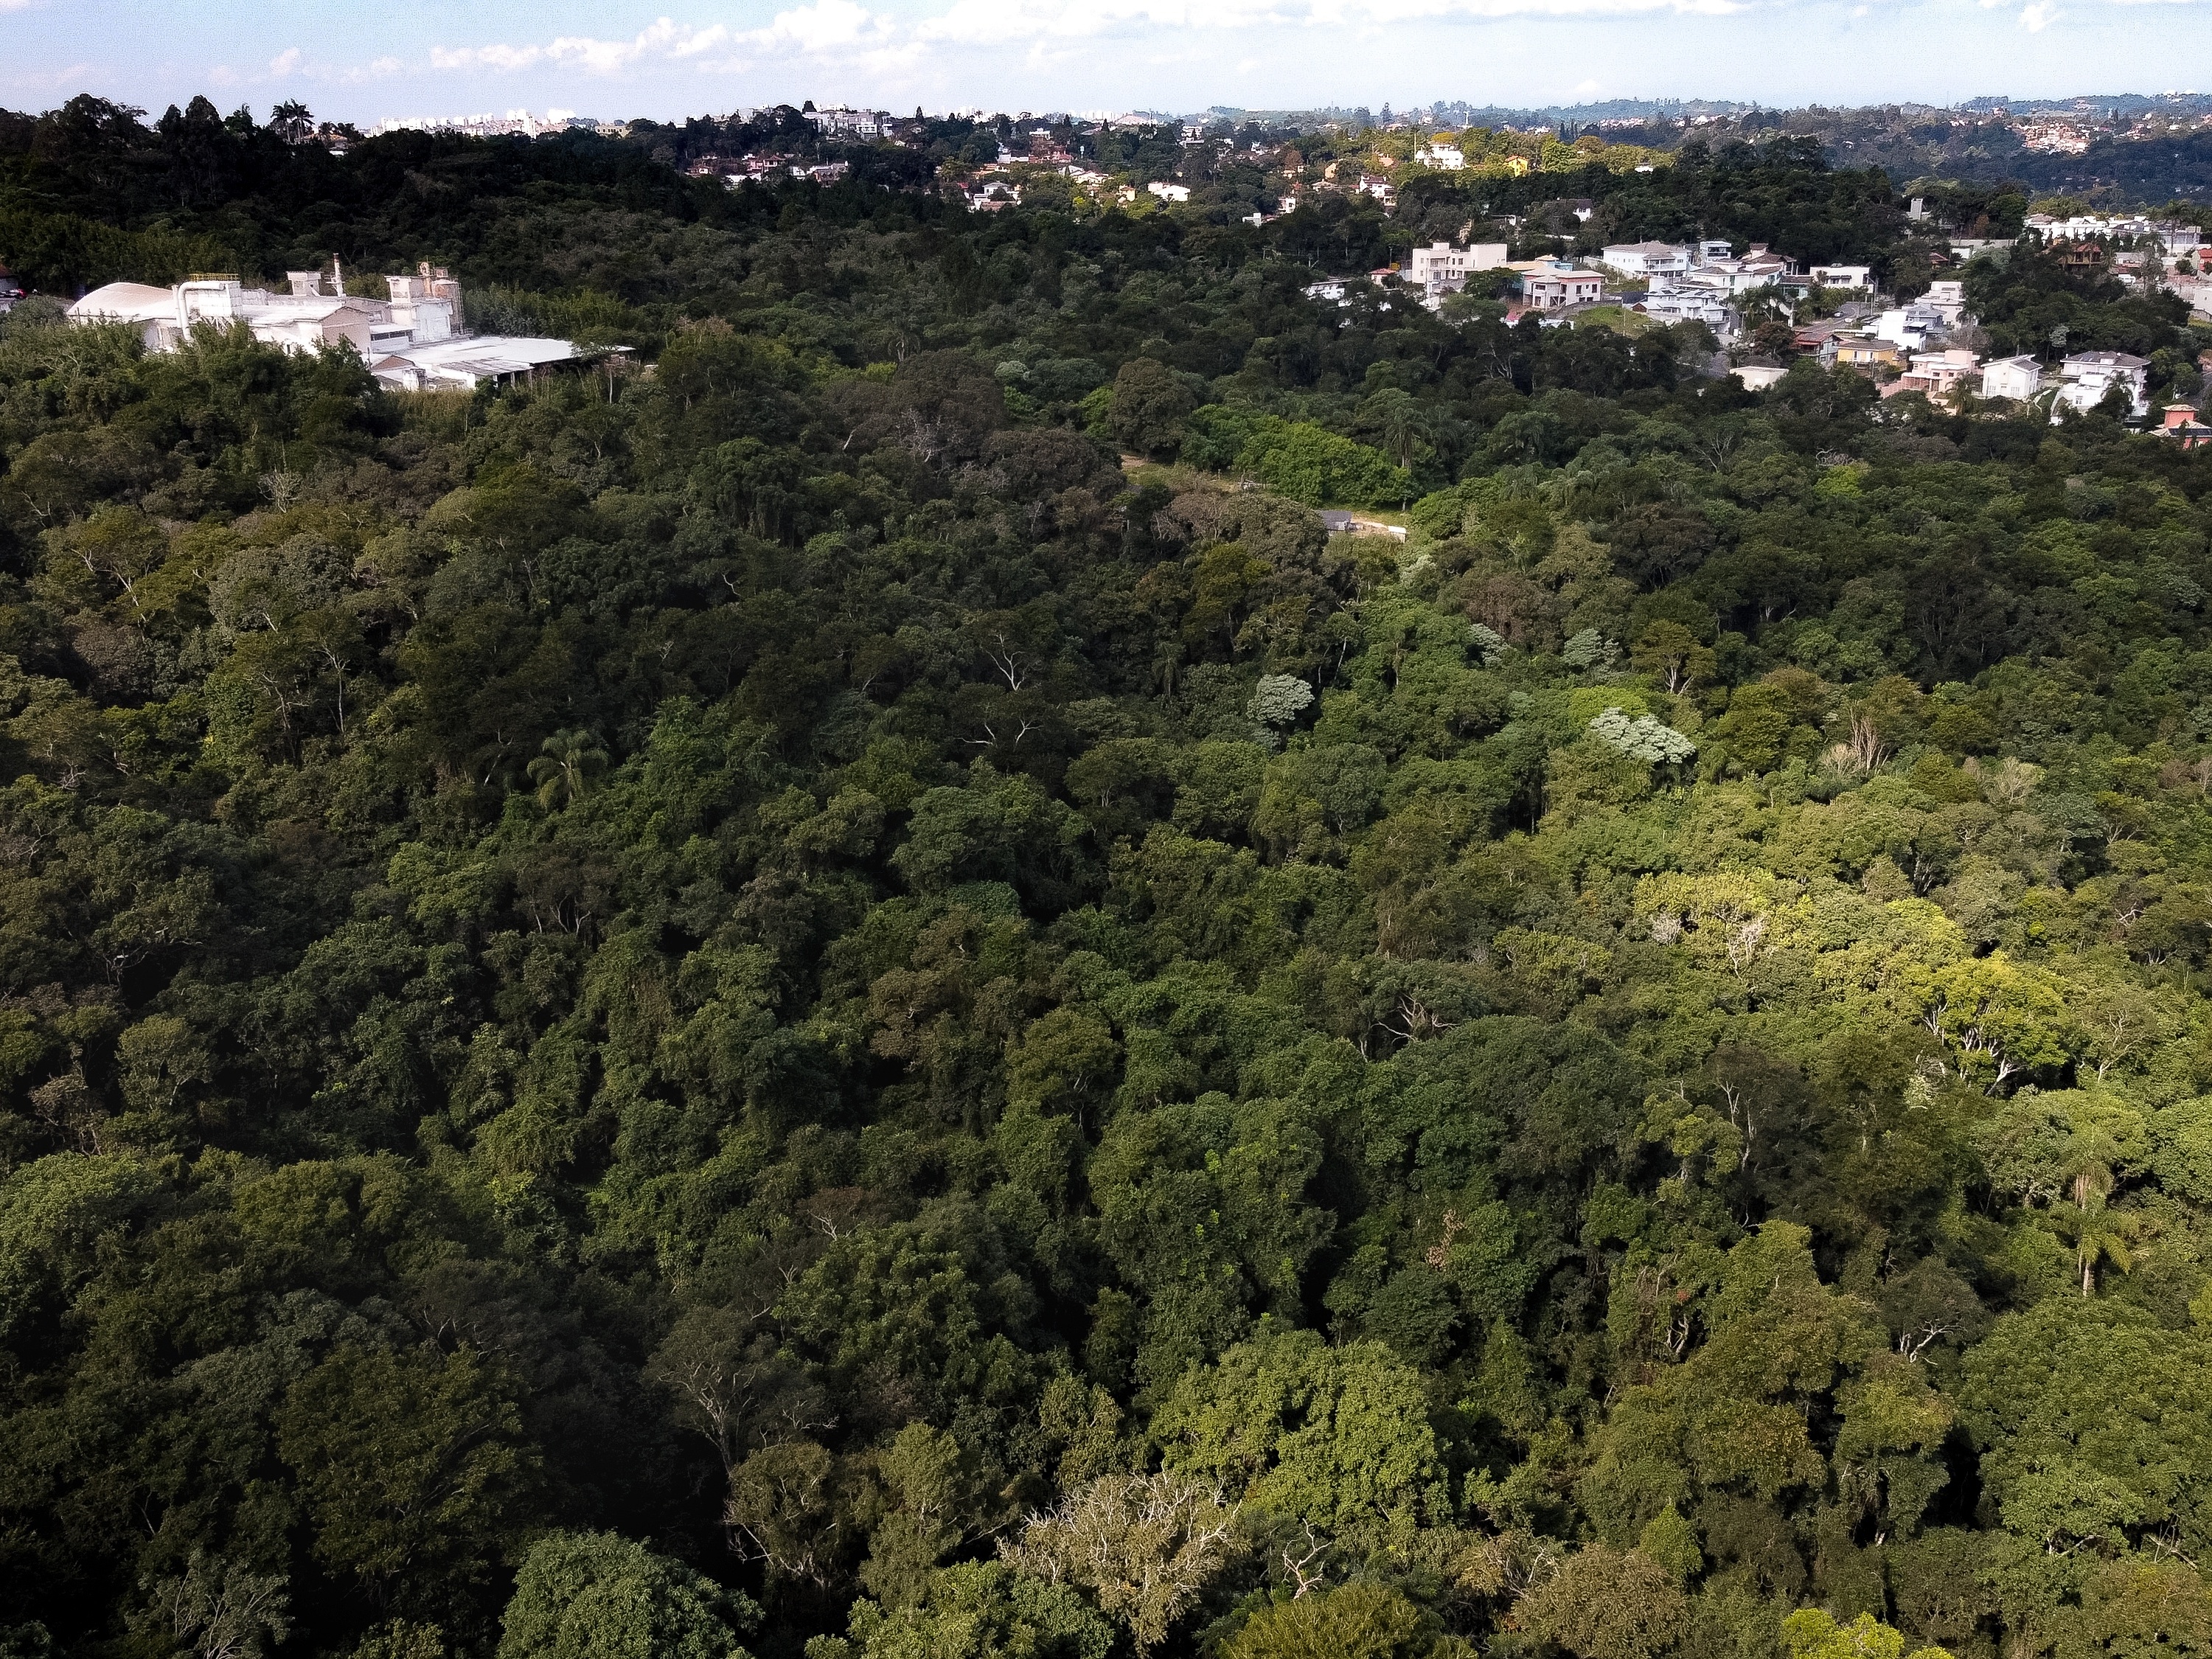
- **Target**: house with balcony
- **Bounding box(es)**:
[1885,348,1982,400]
[1408,241,1510,299]
[2052,350,2149,420]
[1640,283,1736,331]
[1601,241,1691,281]
[1514,262,1602,309]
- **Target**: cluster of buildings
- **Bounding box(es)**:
[1975,350,2153,420]
[689,155,849,187]
[369,110,596,139]
[1607,239,1802,330]
[64,264,599,392]
[1308,241,1604,317]
[2026,211,2202,248]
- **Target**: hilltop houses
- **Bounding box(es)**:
[67,264,592,391]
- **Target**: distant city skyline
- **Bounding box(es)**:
[4,0,2208,130]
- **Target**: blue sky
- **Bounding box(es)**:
[1,0,2205,125]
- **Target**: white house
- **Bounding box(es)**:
[1147,181,1191,204]
[1601,241,1691,281]
[1641,286,1735,331]
[1731,364,1790,390]
[1919,279,1967,325]
[1517,262,1603,309]
[1413,144,1465,170]
[1686,245,1798,296]
[1809,264,1874,290]
[807,107,885,139]
[1885,348,1981,400]
[1980,355,2041,402]
[68,264,585,390]
[1408,242,1509,297]
[1872,305,1943,351]
[2052,350,2150,420]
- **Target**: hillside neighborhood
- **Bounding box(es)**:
[7,94,2211,442]
[644,100,2212,438]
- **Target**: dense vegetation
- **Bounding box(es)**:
[7,92,2212,1659]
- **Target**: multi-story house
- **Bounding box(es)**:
[1980,355,2042,402]
[1408,242,1510,297]
[2052,351,2150,420]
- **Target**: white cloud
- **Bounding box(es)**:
[2019,0,2057,24]
[916,0,1737,44]
[751,0,888,52]
[268,46,303,77]
[425,7,891,78]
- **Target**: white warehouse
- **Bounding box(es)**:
[68,263,589,391]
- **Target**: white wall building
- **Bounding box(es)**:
[1413,144,1465,170]
[1408,241,1509,297]
[2052,350,2150,420]
[807,107,886,139]
[1147,181,1191,203]
[1518,264,1603,309]
[1980,355,2042,402]
[68,264,587,391]
[1808,264,1874,290]
[1886,348,1982,400]
[1684,245,1797,296]
[1641,286,1735,331]
[1602,241,1691,280]
[1873,305,1943,351]
[2026,213,2203,251]
[1919,279,1968,325]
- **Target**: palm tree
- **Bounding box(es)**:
[527,729,608,810]
[270,100,313,145]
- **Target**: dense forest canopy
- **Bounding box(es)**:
[5,90,2212,1659]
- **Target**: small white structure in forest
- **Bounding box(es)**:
[69,262,587,389]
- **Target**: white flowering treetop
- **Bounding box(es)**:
[1590,706,1697,765]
